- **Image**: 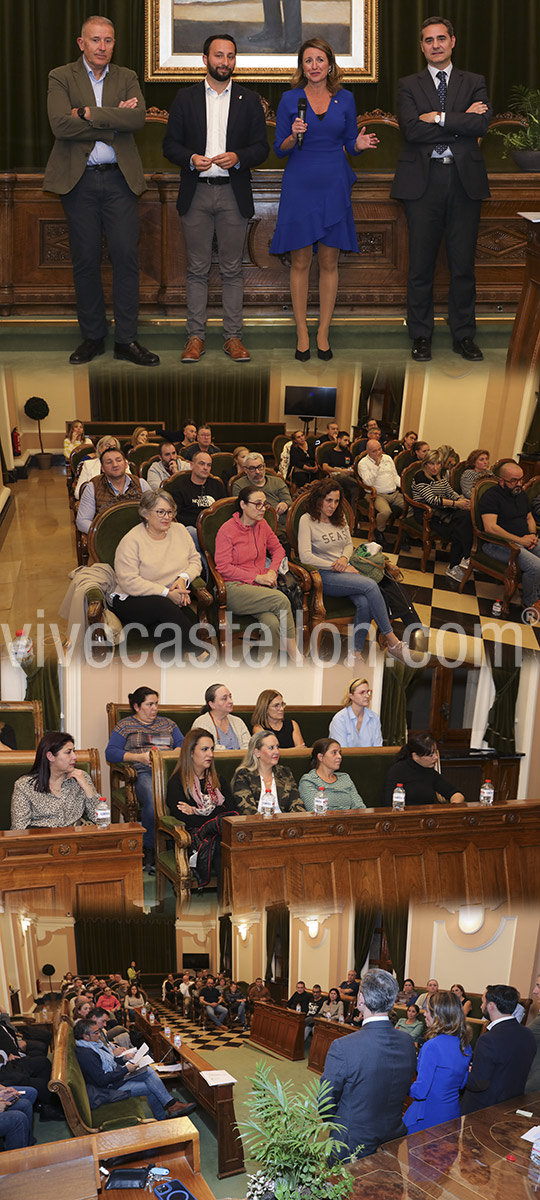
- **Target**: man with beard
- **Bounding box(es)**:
[163,35,268,363]
[461,984,535,1113]
[478,462,540,620]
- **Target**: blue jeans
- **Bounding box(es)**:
[134,765,154,849]
[118,1068,175,1120]
[205,1003,228,1026]
[0,1086,37,1147]
[318,569,392,650]
[483,540,540,608]
[229,1001,246,1028]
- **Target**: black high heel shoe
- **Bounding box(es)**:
[295,345,310,361]
[317,344,333,361]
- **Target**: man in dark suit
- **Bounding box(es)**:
[43,16,159,366]
[321,968,416,1159]
[163,34,269,363]
[461,983,536,1114]
[391,16,492,363]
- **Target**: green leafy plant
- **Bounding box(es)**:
[239,1061,360,1200]
[496,86,540,153]
[24,395,50,455]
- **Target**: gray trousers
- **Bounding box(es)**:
[225,582,295,658]
[180,182,248,340]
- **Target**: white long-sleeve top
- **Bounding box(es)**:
[297,514,353,568]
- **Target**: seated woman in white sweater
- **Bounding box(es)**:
[111,490,203,651]
[297,480,406,661]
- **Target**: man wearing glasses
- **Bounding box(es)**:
[231,453,292,527]
[478,461,540,621]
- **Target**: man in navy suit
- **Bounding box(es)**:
[321,968,416,1159]
[461,983,536,1114]
[163,34,268,363]
[391,16,492,363]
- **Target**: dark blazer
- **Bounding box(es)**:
[461,1018,536,1113]
[43,57,147,196]
[162,80,269,218]
[321,1018,416,1157]
[390,66,492,201]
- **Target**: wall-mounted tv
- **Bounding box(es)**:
[284,386,337,419]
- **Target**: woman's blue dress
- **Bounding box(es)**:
[270,87,360,254]
[404,1034,472,1134]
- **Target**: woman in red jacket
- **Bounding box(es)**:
[214,486,300,663]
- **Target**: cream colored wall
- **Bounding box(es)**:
[407,903,540,998]
[0,366,91,455]
[268,364,361,436]
[175,899,218,974]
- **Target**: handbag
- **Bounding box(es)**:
[104,1167,151,1189]
[276,569,304,612]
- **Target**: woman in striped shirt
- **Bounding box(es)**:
[412,451,473,583]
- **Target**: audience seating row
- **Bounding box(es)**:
[0,748,101,831]
[48,1019,151,1135]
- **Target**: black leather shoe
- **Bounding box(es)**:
[411,337,431,362]
[453,337,483,361]
[69,338,105,364]
[114,341,160,366]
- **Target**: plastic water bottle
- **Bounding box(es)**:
[141,1006,147,1017]
[296,1003,301,1013]
[95,796,111,828]
[314,786,328,815]
[479,779,494,806]
[149,1011,155,1024]
[261,788,274,818]
[10,630,33,663]
[164,1025,171,1039]
[392,784,406,811]
[326,1011,331,1021]
[174,1033,182,1048]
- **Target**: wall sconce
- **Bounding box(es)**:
[20,917,31,935]
[457,905,485,934]
[238,924,248,942]
[307,919,319,939]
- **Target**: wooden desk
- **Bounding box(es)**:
[155,1029,245,1179]
[133,1007,163,1058]
[222,800,540,910]
[308,1017,355,1074]
[0,823,144,916]
[250,1001,305,1061]
[349,1091,540,1200]
[0,1119,216,1200]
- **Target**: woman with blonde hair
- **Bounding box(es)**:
[231,731,304,815]
[404,989,472,1134]
[130,426,150,449]
[166,729,238,888]
[270,38,379,360]
[64,419,93,460]
[328,678,382,747]
[251,689,305,747]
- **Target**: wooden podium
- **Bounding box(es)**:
[308,1017,356,1074]
[250,1001,305,1061]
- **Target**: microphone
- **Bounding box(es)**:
[297,98,307,148]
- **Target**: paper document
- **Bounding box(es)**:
[200,1070,237,1086]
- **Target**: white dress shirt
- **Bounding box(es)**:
[201,78,232,178]
[358,453,401,494]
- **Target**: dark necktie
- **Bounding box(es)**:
[434,69,449,155]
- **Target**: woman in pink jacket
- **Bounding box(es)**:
[214,486,300,663]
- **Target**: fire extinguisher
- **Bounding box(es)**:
[11,427,21,456]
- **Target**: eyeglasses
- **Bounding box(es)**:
[154,509,174,518]
[248,500,268,509]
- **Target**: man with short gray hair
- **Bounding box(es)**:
[321,968,415,1158]
[231,453,292,522]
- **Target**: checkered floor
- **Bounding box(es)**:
[378,536,540,657]
[152,999,250,1052]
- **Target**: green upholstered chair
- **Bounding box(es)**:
[126,442,161,476]
[492,458,517,478]
[0,700,43,749]
[351,111,402,172]
[84,502,212,658]
[139,453,160,481]
[458,478,521,613]
[1,748,101,831]
[210,452,235,487]
[353,451,377,540]
[49,1020,150,1135]
[450,461,469,494]
[197,496,310,655]
[272,433,290,472]
[68,443,96,495]
[286,491,360,654]
[385,439,402,458]
[394,462,450,571]
[394,449,413,476]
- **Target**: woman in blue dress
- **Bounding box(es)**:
[270,38,379,360]
[404,989,472,1135]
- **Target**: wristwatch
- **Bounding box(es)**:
[434,113,442,124]
[77,106,88,121]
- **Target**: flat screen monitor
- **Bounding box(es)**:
[284,386,337,419]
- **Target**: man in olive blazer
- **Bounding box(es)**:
[43,15,158,366]
[390,16,492,363]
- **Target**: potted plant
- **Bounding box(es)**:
[239,1062,360,1200]
[496,86,540,171]
[24,395,52,469]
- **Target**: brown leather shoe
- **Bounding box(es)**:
[223,337,251,362]
[181,337,205,363]
[166,1099,197,1117]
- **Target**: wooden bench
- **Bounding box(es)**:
[155,1028,244,1179]
[48,1019,152,1135]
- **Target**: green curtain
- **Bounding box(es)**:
[74,916,176,975]
[22,656,61,732]
[384,909,408,987]
[219,915,232,976]
[354,906,378,975]
[484,641,520,754]
[4,1,540,171]
[89,369,269,426]
[265,905,289,983]
[380,661,417,745]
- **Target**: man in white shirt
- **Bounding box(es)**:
[357,440,404,543]
[163,34,269,363]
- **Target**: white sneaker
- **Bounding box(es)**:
[459,557,470,569]
[446,564,465,582]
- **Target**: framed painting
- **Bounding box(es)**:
[145,0,379,81]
